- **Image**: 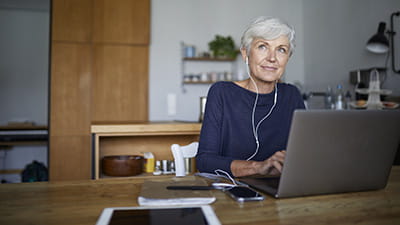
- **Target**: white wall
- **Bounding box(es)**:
[150,0,400,121]
[0,2,49,183]
[303,0,400,94]
[0,8,49,125]
[149,0,304,121]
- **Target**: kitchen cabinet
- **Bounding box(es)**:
[50,42,92,181]
[50,0,150,181]
[92,0,150,124]
[91,122,201,179]
[93,0,150,44]
[91,45,148,123]
[52,0,92,42]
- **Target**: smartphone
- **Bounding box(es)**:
[225,186,265,202]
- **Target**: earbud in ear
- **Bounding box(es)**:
[245,57,249,65]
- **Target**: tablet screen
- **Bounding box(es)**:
[108,207,208,225]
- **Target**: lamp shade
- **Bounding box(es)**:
[366,22,389,54]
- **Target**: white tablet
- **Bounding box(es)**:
[95,205,221,225]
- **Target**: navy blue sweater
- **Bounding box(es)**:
[196,81,305,175]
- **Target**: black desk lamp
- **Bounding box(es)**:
[366,11,400,74]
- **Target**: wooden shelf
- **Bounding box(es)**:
[99,172,174,179]
[92,122,201,179]
[183,81,214,84]
[91,122,201,135]
[181,54,237,90]
[0,169,23,175]
[183,57,236,62]
[0,125,47,131]
[0,125,48,147]
[183,80,236,85]
[0,141,47,147]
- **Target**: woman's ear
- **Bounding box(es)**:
[240,48,248,63]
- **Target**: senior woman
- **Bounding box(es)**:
[196,16,305,178]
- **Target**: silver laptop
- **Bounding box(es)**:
[240,110,400,198]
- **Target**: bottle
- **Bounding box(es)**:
[324,86,334,109]
[143,152,155,173]
[366,69,383,110]
[355,70,367,101]
[199,96,207,122]
[334,84,345,110]
[345,91,352,109]
[152,160,162,175]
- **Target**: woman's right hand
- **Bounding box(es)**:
[231,150,286,177]
[257,150,286,176]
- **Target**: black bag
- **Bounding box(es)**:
[21,160,48,182]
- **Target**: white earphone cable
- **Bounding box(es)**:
[245,58,278,161]
[214,169,239,186]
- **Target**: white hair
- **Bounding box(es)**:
[240,16,296,55]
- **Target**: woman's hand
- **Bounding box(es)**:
[230,150,286,177]
[257,150,286,176]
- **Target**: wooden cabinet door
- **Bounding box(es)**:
[50,42,92,180]
[52,0,92,42]
[50,135,91,181]
[92,45,148,123]
[93,0,150,44]
[50,43,91,136]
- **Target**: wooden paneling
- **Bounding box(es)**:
[50,43,91,136]
[93,0,150,44]
[50,43,92,181]
[92,45,148,123]
[49,135,91,181]
[50,0,150,180]
[52,0,92,42]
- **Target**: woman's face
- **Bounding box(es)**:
[241,36,290,83]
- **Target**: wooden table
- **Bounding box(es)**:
[0,166,399,225]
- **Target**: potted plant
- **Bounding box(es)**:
[208,35,239,59]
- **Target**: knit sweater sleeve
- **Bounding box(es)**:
[196,83,235,174]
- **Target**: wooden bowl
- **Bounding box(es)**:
[102,155,143,176]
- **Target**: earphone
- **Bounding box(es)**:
[245,56,278,161]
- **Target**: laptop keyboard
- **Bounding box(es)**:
[257,177,280,189]
[239,177,281,195]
